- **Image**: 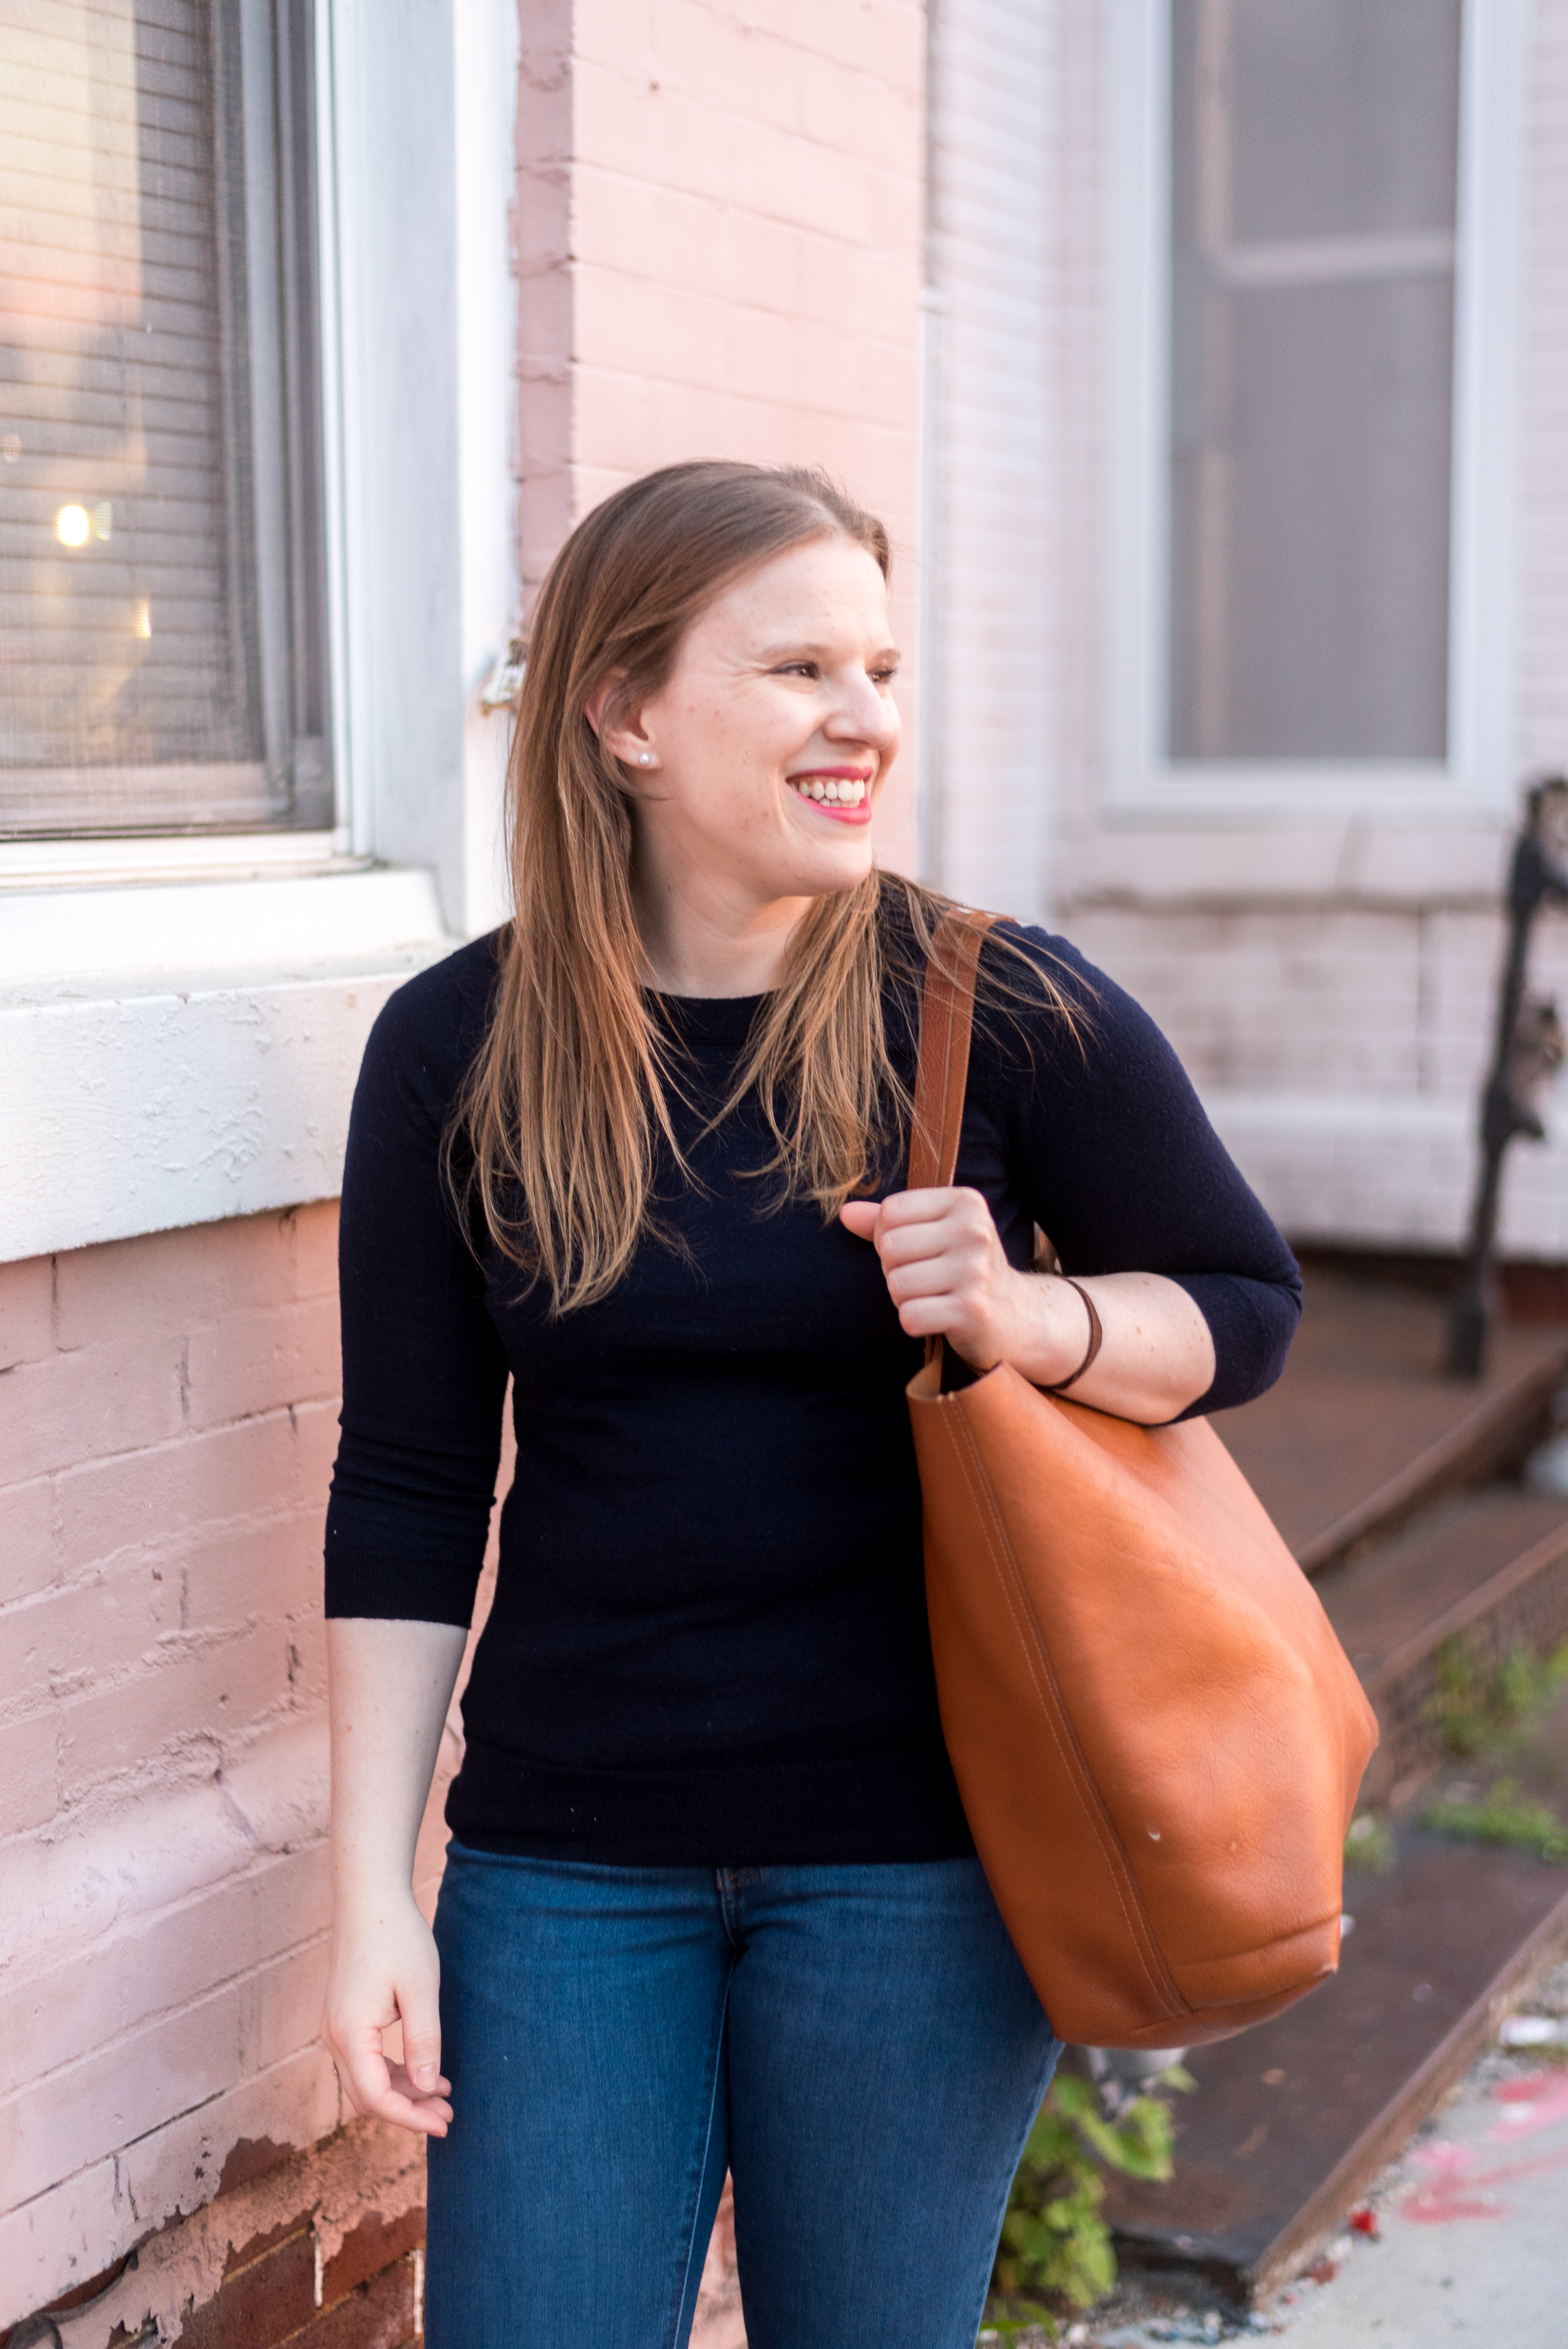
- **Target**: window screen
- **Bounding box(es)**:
[0,0,330,838]
[1167,0,1464,763]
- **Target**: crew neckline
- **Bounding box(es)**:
[647,988,773,1048]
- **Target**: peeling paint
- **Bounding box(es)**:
[27,2122,425,2348]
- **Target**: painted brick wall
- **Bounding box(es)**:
[0,1208,347,2323]
[0,1205,523,2339]
[519,0,927,876]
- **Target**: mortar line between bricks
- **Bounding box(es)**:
[1,1840,331,1991]
[0,1619,309,1735]
[210,2213,316,2285]
[0,2048,338,2221]
[272,2251,423,2348]
[0,1738,330,1864]
[0,1504,324,1621]
[0,1928,335,2107]
[22,1400,328,1489]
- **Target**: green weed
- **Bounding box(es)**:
[990,2067,1191,2324]
[1422,1776,1568,1862]
[1343,1811,1397,1873]
[1426,1640,1568,1759]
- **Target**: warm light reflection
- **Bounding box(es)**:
[56,503,91,547]
[134,598,152,639]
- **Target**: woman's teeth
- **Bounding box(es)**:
[790,776,868,805]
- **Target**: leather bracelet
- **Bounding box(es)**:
[1043,1275,1102,1395]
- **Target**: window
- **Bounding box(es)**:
[1104,0,1528,818]
[1168,0,1462,763]
[0,0,330,839]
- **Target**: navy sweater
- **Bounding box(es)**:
[324,918,1301,1865]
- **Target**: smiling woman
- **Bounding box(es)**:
[318,461,1303,2349]
[594,533,898,986]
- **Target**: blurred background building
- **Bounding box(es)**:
[2,2,1565,2341]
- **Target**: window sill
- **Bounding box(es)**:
[1,864,455,1264]
[1054,817,1511,911]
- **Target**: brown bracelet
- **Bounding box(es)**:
[1043,1275,1102,1395]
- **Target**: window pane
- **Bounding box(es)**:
[1167,0,1464,762]
[0,0,330,837]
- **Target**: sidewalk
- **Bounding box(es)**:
[1062,1957,1568,2349]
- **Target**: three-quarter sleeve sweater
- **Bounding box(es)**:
[324,914,1302,1867]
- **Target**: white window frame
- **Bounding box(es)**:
[1102,0,1532,827]
[0,0,519,1265]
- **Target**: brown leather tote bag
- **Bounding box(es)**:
[906,910,1379,2049]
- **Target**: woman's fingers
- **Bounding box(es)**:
[841,1187,1019,1362]
[321,1908,451,2139]
[400,1974,445,2097]
[332,2014,398,2120]
[334,2021,453,2136]
[840,1189,991,1264]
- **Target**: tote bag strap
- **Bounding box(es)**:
[909,908,1003,1377]
[908,906,1002,1190]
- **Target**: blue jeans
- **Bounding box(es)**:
[426,1846,1060,2348]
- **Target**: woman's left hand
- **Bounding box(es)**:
[839,1187,1085,1382]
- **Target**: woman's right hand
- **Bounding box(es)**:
[321,1891,453,2137]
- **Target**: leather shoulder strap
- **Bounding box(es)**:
[909,908,1003,1190]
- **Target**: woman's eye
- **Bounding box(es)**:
[775,661,818,679]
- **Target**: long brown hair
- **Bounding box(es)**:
[453,460,1080,1312]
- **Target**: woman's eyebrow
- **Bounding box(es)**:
[756,637,902,665]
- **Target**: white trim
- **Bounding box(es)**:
[1446,0,1531,818]
[452,0,522,939]
[318,0,374,862]
[315,0,356,852]
[1103,0,1532,826]
[0,947,448,1264]
[0,868,445,989]
[0,829,352,889]
[1053,815,1512,910]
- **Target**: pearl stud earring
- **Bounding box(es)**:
[639,752,651,766]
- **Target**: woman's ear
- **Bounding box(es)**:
[585,678,657,771]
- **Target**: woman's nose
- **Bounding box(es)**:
[825,672,900,747]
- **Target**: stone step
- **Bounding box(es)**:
[1214,1273,1568,1573]
[1319,1485,1568,1800]
[1101,1811,1568,2303]
[1096,1270,1568,2307]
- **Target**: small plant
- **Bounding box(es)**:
[1343,1811,1397,1873]
[1422,1776,1568,1862]
[1426,1639,1568,1758]
[990,2066,1192,2327]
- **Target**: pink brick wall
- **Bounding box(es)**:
[0,1209,347,2320]
[0,1203,515,2327]
[519,0,927,876]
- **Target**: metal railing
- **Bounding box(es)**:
[1448,778,1568,1378]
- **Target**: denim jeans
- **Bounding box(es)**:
[425,1845,1061,2349]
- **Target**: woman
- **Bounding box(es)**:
[321,462,1300,2348]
